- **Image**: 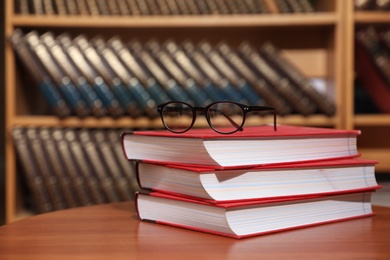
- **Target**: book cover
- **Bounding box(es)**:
[122,125,361,167]
[135,190,376,239]
[135,158,380,202]
[355,34,390,113]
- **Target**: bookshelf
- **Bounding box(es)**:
[344,1,390,173]
[2,0,357,223]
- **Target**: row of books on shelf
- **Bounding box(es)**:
[355,0,390,11]
[15,0,315,16]
[12,126,139,214]
[122,124,381,239]
[355,26,390,113]
[10,29,335,118]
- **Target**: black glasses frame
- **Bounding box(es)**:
[157,101,277,134]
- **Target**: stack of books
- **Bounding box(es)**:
[122,124,381,239]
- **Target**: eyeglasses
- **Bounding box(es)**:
[157,101,277,134]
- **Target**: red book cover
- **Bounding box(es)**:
[355,39,390,113]
[122,125,361,167]
[135,158,380,203]
[135,189,377,239]
[126,124,360,139]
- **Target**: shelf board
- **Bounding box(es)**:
[355,12,390,23]
[9,115,337,129]
[10,13,338,28]
[354,114,390,126]
[360,148,390,173]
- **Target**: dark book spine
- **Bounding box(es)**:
[42,0,55,14]
[92,37,152,117]
[25,31,90,117]
[41,32,107,117]
[77,130,121,203]
[57,34,123,117]
[108,37,171,105]
[146,40,211,106]
[298,0,314,12]
[107,129,139,194]
[26,127,67,211]
[15,0,31,14]
[238,42,317,115]
[131,41,191,103]
[259,41,336,116]
[9,29,71,117]
[183,41,248,103]
[38,128,79,208]
[68,140,107,205]
[216,42,292,115]
[275,0,292,13]
[53,128,94,206]
[164,0,181,15]
[53,0,67,15]
[74,35,129,117]
[357,27,390,87]
[92,130,134,200]
[285,0,304,13]
[65,0,79,15]
[198,41,265,105]
[76,0,90,15]
[12,127,53,213]
[135,0,151,15]
[116,0,131,15]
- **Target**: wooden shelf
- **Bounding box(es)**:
[10,13,339,28]
[354,115,390,126]
[355,12,390,23]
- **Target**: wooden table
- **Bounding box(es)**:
[0,202,389,260]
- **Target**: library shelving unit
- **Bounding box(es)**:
[4,0,345,223]
[344,0,390,173]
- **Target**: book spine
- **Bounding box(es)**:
[42,0,55,14]
[73,35,128,117]
[216,42,293,115]
[68,140,107,204]
[54,128,94,206]
[77,130,121,203]
[93,37,153,117]
[238,42,317,115]
[115,0,131,15]
[38,128,79,208]
[198,41,265,105]
[92,130,134,200]
[106,129,139,194]
[85,0,100,15]
[109,38,172,105]
[259,42,336,116]
[25,32,90,117]
[9,29,72,117]
[41,32,107,117]
[133,43,191,103]
[58,34,123,117]
[53,0,67,15]
[26,127,67,211]
[12,127,53,213]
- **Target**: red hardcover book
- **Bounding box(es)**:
[135,158,380,202]
[122,125,360,168]
[135,189,377,239]
[355,36,390,113]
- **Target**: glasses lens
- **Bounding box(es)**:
[161,102,194,133]
[208,102,244,133]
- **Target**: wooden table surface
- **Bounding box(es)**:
[0,201,389,260]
